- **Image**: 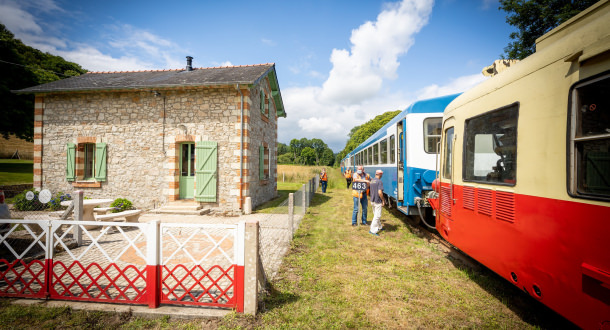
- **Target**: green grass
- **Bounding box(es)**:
[0,166,569,328]
[0,159,33,185]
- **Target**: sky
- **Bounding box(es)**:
[0,0,515,152]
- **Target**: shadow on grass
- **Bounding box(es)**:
[259,281,300,312]
[388,206,576,328]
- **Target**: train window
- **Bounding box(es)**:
[373,143,379,165]
[463,104,518,185]
[442,127,454,179]
[570,74,610,198]
[389,135,395,163]
[367,147,372,165]
[424,118,442,153]
[380,138,388,164]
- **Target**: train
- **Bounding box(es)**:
[343,1,610,328]
[340,93,460,227]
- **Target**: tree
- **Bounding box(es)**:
[310,138,328,165]
[300,147,316,165]
[0,24,86,141]
[277,142,289,156]
[499,0,598,60]
[320,148,335,167]
[338,110,401,161]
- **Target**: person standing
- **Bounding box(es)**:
[320,168,328,193]
[345,168,352,188]
[351,166,371,226]
[369,169,386,236]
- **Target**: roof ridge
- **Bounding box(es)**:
[87,63,275,74]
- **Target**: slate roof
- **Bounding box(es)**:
[14,63,276,93]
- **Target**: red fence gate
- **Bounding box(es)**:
[0,219,245,311]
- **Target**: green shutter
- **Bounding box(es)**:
[66,143,76,181]
[94,142,107,181]
[260,90,265,115]
[195,141,217,202]
[259,146,265,180]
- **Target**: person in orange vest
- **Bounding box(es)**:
[345,168,352,188]
[320,168,328,193]
[351,166,371,226]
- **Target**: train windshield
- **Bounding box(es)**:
[571,74,610,198]
[463,104,518,185]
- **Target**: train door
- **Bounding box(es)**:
[439,118,456,237]
[397,120,404,203]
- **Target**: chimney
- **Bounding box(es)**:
[186,56,193,71]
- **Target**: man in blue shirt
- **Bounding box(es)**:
[369,169,386,236]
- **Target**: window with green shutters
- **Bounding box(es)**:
[65,142,107,182]
[259,145,265,180]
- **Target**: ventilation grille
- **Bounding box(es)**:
[477,189,493,216]
[495,191,515,222]
[441,185,452,217]
[463,186,475,211]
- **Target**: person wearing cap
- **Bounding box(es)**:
[369,169,386,236]
[351,166,371,226]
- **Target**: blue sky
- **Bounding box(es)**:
[0,0,515,151]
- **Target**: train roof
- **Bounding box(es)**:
[350,93,461,155]
[446,0,609,115]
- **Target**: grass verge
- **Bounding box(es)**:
[0,159,33,186]
[0,167,570,328]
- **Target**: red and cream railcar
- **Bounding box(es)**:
[433,1,610,328]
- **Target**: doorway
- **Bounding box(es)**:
[179,142,195,199]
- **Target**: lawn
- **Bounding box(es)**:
[0,159,33,186]
[0,166,571,328]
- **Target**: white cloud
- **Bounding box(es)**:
[261,38,276,46]
[320,0,434,105]
[416,73,487,100]
[281,0,435,151]
[0,0,187,72]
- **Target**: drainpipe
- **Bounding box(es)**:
[236,84,244,209]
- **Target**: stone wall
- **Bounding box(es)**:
[37,82,279,212]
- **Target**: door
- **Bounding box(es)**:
[440,124,455,219]
[397,120,404,202]
[195,141,218,202]
[179,143,195,199]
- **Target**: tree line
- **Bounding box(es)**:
[277,138,335,166]
[0,23,87,142]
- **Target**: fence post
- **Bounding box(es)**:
[301,184,306,215]
[146,220,160,308]
[73,190,83,246]
[243,220,259,315]
[288,193,294,238]
[244,197,252,215]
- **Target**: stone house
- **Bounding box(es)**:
[15,60,286,213]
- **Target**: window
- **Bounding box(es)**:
[463,104,518,185]
[368,147,373,165]
[83,143,95,179]
[442,127,454,179]
[66,141,107,183]
[260,90,268,117]
[390,135,395,163]
[569,74,610,199]
[380,138,387,164]
[259,145,270,180]
[424,118,442,153]
[372,144,379,165]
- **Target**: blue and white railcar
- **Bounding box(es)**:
[348,94,460,222]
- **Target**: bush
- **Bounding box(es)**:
[13,189,73,211]
[13,189,47,211]
[48,192,71,211]
[110,198,133,213]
